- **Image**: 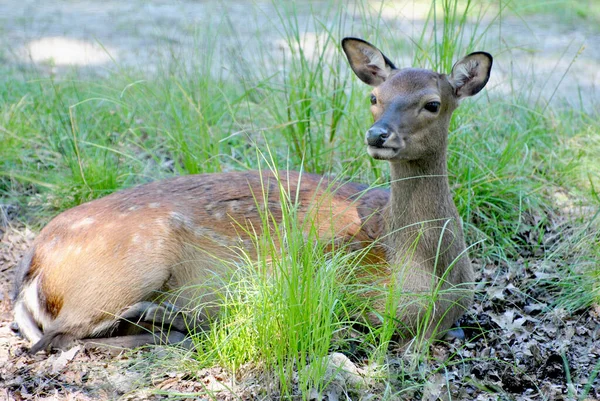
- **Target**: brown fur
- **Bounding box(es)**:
[13,38,492,352]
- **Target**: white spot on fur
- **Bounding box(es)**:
[214,212,224,220]
[148,202,161,209]
[70,217,95,230]
[228,200,240,212]
[128,205,139,211]
[132,234,141,244]
[46,237,59,250]
[170,211,193,229]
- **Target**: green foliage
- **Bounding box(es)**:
[508,0,600,26]
[185,165,365,396]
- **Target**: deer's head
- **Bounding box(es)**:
[342,38,492,163]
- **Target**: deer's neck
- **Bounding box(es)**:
[388,153,452,220]
[384,152,465,270]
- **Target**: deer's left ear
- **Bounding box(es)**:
[342,37,397,87]
[449,52,493,99]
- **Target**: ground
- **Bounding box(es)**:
[1,0,599,400]
[2,214,599,399]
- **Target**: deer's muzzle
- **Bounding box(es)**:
[366,125,391,148]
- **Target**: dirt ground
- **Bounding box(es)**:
[1,1,600,399]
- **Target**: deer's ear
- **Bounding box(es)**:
[449,52,493,98]
[342,37,396,86]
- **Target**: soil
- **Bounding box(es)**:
[1,1,599,400]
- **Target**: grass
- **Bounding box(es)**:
[507,0,600,25]
[191,182,359,396]
[2,0,600,398]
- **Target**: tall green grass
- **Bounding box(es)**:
[509,0,600,25]
[182,162,367,397]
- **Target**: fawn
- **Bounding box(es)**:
[12,38,492,353]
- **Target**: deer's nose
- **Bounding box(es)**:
[366,126,390,148]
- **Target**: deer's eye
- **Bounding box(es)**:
[370,94,377,105]
[424,101,441,113]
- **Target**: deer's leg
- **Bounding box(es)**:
[81,330,193,353]
[119,301,198,333]
[80,301,199,353]
[28,301,197,354]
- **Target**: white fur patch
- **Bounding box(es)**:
[23,276,53,330]
[13,275,54,343]
[170,211,194,229]
[13,301,43,343]
[70,217,95,230]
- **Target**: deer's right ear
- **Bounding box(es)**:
[449,52,493,99]
[342,38,396,86]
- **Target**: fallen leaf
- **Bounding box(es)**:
[50,345,81,374]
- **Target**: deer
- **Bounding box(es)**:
[12,37,492,354]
